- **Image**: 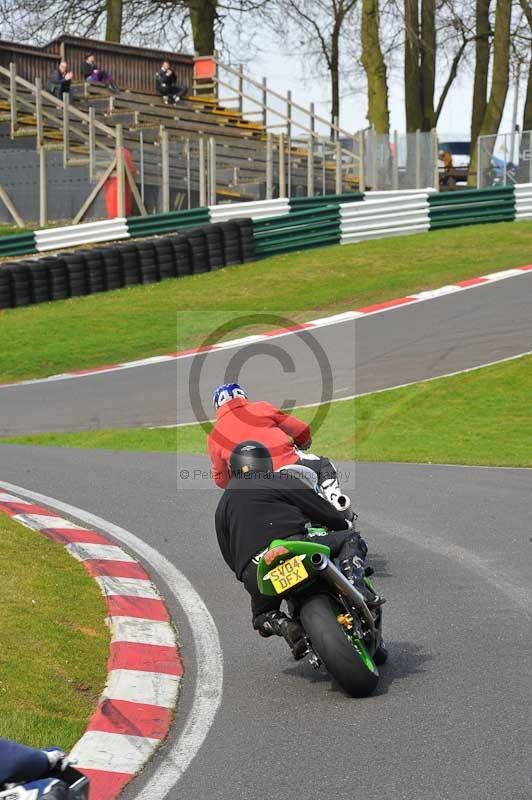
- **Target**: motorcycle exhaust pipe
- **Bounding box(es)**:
[332,494,351,511]
[310,552,376,636]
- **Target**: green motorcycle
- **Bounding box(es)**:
[256,536,385,697]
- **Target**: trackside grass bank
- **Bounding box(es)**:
[4,354,531,468]
[0,220,531,382]
[0,512,109,747]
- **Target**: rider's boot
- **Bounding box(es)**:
[254,610,308,660]
[339,539,385,610]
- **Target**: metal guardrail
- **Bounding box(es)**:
[289,192,363,210]
[0,231,37,257]
[253,205,341,256]
[429,186,515,229]
[512,183,532,221]
[127,207,210,237]
[340,192,431,243]
[210,198,290,223]
[35,218,129,252]
[1,185,527,261]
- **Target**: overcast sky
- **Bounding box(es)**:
[250,43,524,142]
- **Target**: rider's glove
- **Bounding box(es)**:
[43,749,69,772]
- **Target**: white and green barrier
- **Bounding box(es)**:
[35,218,130,252]
[340,191,431,244]
[428,186,515,229]
[515,183,532,221]
[0,186,530,261]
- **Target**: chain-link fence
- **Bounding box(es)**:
[477,130,532,188]
[363,130,438,191]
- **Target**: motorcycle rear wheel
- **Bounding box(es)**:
[300,594,379,697]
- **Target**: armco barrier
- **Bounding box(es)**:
[127,207,210,237]
[252,205,341,256]
[0,231,37,258]
[0,219,254,309]
[289,192,363,211]
[1,183,530,265]
[209,198,290,223]
[340,192,431,244]
[35,218,130,252]
[514,183,532,221]
[429,186,515,229]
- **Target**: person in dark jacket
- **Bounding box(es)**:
[214,441,369,658]
[155,61,187,104]
[0,738,67,785]
[46,62,73,100]
[82,54,118,92]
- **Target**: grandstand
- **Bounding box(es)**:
[0,36,360,224]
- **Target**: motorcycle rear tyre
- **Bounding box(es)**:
[300,594,378,698]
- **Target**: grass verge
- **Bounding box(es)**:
[0,513,109,748]
[0,221,531,382]
[3,354,531,468]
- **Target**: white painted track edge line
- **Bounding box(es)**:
[0,480,224,800]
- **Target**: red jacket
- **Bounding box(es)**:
[208,397,311,488]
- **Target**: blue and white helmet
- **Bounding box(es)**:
[213,382,247,410]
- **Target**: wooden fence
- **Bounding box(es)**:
[0,35,193,94]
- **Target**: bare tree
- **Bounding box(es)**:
[468,0,513,184]
[361,0,390,132]
[263,0,359,133]
[471,0,492,150]
[518,0,532,132]
[403,0,474,132]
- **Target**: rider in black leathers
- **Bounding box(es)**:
[215,441,370,658]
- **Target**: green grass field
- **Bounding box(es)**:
[0,221,531,382]
[4,354,531,467]
[0,513,109,748]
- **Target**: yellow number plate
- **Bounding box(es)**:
[267,555,308,594]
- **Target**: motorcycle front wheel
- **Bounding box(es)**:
[300,594,379,697]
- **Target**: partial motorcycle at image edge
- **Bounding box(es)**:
[256,535,386,697]
[0,764,88,800]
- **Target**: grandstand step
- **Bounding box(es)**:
[42,142,64,151]
[66,157,90,167]
[12,126,37,138]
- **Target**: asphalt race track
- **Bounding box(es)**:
[1,446,531,800]
[1,271,532,434]
[2,268,532,798]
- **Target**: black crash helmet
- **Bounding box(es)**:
[229,441,273,478]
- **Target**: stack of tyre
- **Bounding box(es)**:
[0,219,255,310]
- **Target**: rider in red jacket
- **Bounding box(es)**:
[208,384,353,518]
[208,392,310,488]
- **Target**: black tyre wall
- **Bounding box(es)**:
[101,248,124,290]
[233,217,256,262]
[153,238,177,280]
[219,221,242,266]
[63,252,89,297]
[47,257,69,301]
[25,260,51,303]
[84,250,106,294]
[136,241,159,284]
[169,235,191,277]
[5,263,32,307]
[185,228,209,274]
[0,267,12,308]
[200,224,225,271]
[118,243,142,286]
